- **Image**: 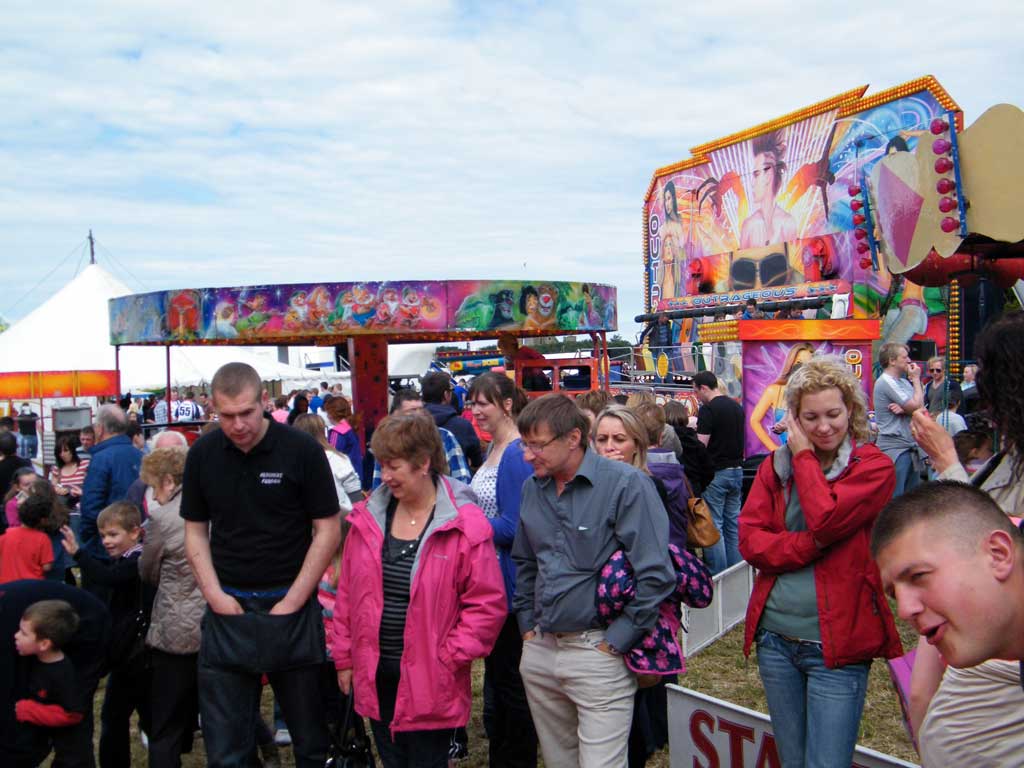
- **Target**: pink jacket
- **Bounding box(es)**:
[332,476,505,732]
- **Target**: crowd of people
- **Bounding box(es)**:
[3,313,1024,768]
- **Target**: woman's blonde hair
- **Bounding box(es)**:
[593,404,650,472]
[293,413,336,454]
[785,356,870,442]
[625,391,656,409]
[370,411,449,476]
[140,447,187,488]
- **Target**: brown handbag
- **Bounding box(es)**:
[685,496,721,548]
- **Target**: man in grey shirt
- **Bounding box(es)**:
[512,394,675,768]
[873,341,923,497]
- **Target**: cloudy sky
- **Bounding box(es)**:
[2,0,1021,338]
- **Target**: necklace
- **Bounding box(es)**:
[397,500,435,527]
[384,502,436,563]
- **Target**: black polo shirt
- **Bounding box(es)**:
[180,419,339,589]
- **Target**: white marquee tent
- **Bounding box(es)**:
[0,264,349,392]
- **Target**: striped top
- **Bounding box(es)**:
[50,459,90,497]
[379,532,419,659]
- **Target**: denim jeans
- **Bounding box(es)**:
[702,466,743,574]
[18,435,37,459]
[892,450,921,498]
[755,630,870,768]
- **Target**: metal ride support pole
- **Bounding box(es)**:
[165,346,172,420]
[602,331,610,389]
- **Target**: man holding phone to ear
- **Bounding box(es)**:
[873,342,924,497]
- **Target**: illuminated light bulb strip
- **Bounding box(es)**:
[947,279,961,378]
[697,320,740,344]
[836,75,960,118]
[643,208,651,308]
[689,86,868,156]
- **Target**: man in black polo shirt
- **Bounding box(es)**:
[181,363,341,768]
[694,371,745,575]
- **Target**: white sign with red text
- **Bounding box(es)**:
[668,685,918,768]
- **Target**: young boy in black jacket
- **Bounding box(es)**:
[14,599,86,763]
[61,501,150,768]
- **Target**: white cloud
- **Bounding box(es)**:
[1,0,1021,338]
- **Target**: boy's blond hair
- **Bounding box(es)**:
[97,500,141,531]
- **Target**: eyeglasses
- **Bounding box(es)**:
[928,368,943,373]
[522,434,563,455]
[731,252,789,290]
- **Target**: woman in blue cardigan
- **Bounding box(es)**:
[468,372,537,768]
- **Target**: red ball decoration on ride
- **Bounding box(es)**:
[853,213,866,226]
[930,118,949,135]
[940,217,959,233]
[936,178,956,194]
[854,228,868,241]
[934,157,954,174]
[859,256,873,269]
[851,199,863,212]
[938,197,957,213]
[932,139,952,155]
[856,242,870,254]
[848,184,861,197]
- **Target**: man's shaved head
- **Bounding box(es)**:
[872,481,1020,560]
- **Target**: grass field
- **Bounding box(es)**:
[75,618,919,767]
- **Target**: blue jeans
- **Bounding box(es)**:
[18,435,37,459]
[892,450,921,498]
[702,467,742,574]
[755,630,870,768]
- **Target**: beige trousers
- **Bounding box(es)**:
[519,628,637,768]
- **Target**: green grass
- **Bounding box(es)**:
[71,619,919,767]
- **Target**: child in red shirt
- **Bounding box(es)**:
[0,495,54,582]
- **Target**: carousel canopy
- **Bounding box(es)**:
[0,264,348,392]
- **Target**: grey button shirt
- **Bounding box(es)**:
[512,449,676,652]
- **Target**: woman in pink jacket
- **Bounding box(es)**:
[333,410,505,767]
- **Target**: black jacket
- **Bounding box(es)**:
[424,402,482,471]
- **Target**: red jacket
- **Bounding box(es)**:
[332,477,505,732]
[739,442,903,668]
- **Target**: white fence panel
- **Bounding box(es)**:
[667,685,918,768]
[682,560,754,657]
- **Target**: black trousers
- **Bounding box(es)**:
[483,614,538,768]
[15,698,96,768]
[147,649,199,768]
[627,674,675,768]
[370,656,455,768]
[99,654,151,768]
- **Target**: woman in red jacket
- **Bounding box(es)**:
[333,410,505,768]
[739,356,902,768]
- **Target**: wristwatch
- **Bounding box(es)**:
[598,640,621,656]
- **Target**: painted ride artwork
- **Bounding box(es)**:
[637,75,1024,460]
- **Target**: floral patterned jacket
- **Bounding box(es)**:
[596,544,713,675]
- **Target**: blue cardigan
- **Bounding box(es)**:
[493,439,534,612]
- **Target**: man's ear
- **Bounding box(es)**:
[986,529,1017,583]
[38,637,54,654]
